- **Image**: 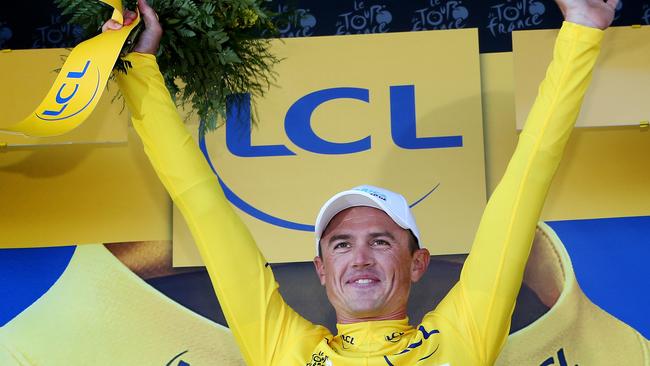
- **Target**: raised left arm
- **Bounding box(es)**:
[428,1,617,363]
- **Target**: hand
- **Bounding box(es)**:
[555,0,619,30]
[101,0,162,55]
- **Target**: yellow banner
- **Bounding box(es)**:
[0,0,138,137]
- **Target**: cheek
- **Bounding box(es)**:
[323,258,345,285]
[380,253,412,282]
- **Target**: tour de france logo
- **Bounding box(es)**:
[411,0,470,31]
[306,351,331,366]
[336,0,393,35]
[274,4,317,37]
[486,0,547,37]
[32,15,84,49]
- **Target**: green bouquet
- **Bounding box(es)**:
[55,0,282,136]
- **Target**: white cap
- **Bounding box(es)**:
[314,185,421,255]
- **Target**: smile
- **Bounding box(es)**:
[354,279,376,284]
[346,275,381,287]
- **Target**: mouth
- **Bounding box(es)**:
[346,275,381,287]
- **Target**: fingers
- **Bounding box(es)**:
[101,0,162,54]
[123,10,138,26]
[101,19,122,32]
[101,10,138,32]
[133,0,163,54]
[138,0,161,29]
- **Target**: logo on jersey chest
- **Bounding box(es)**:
[340,334,356,350]
[383,326,441,365]
[385,331,405,343]
[307,351,331,366]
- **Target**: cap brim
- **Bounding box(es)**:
[315,191,386,238]
[314,190,414,255]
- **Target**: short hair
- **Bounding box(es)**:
[317,230,419,258]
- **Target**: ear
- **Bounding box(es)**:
[410,248,430,283]
[313,256,327,286]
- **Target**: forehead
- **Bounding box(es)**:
[321,206,404,237]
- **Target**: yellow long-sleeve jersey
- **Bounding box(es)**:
[117,22,603,366]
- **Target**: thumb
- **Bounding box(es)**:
[102,19,123,32]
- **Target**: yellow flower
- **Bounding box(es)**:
[241,8,259,27]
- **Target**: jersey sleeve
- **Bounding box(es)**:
[116,53,327,366]
[428,22,604,364]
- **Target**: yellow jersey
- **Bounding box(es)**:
[117,22,603,366]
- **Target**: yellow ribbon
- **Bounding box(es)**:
[0,0,139,137]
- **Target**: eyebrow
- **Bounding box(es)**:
[327,234,352,246]
[326,231,397,246]
[369,231,396,241]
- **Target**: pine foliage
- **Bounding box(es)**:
[55,0,282,136]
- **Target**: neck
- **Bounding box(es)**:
[336,309,407,324]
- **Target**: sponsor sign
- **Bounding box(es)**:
[173,29,486,264]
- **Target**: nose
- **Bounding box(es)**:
[351,244,375,268]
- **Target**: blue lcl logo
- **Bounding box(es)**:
[37,59,100,121]
[225,85,464,157]
[200,85,453,231]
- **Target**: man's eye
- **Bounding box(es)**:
[372,240,390,246]
[333,242,350,250]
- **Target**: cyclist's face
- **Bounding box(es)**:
[314,207,428,322]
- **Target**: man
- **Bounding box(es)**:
[109,0,617,364]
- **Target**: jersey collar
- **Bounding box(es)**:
[332,318,414,356]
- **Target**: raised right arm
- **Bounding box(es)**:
[112,2,327,365]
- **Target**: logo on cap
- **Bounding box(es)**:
[355,187,387,201]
